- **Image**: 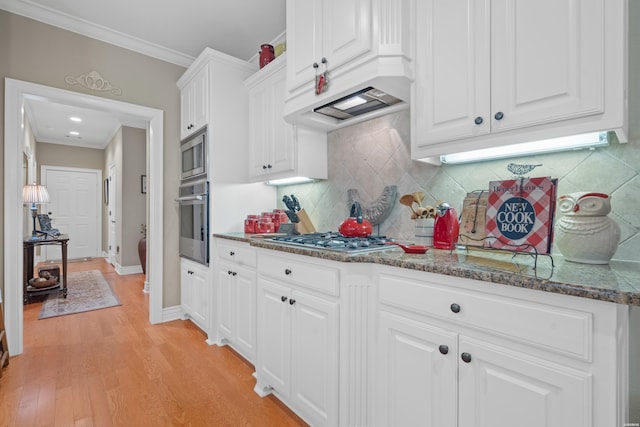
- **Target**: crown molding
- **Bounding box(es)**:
[0,0,194,67]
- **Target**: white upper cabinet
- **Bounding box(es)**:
[245,54,328,182]
[286,0,372,94]
[284,0,413,130]
[412,0,628,161]
[179,65,209,140]
[177,48,258,183]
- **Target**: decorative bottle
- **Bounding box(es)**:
[259,44,275,68]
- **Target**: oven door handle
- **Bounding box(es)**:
[175,194,205,202]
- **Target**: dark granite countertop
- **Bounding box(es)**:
[213,233,640,306]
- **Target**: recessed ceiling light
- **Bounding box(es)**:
[69,131,80,136]
[69,116,82,122]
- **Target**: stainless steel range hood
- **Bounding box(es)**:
[283,41,413,131]
[313,87,403,120]
[284,70,412,131]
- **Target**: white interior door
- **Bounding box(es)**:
[108,163,117,265]
[42,166,101,260]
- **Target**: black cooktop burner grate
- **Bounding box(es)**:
[268,232,395,254]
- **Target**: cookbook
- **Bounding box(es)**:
[485,177,558,254]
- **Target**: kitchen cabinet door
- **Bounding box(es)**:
[181,259,209,332]
[490,0,604,134]
[412,0,490,145]
[320,0,372,81]
[217,262,234,341]
[376,311,458,427]
[181,262,195,318]
[180,65,209,139]
[217,261,257,362]
[234,264,257,361]
[457,336,592,427]
[286,0,373,94]
[286,0,322,94]
[246,56,327,182]
[256,278,291,396]
[290,289,339,427]
[247,62,295,180]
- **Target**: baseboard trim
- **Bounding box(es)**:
[162,305,184,323]
[117,264,143,275]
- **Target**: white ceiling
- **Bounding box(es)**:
[2,0,286,148]
[24,97,123,149]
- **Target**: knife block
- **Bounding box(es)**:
[294,209,316,234]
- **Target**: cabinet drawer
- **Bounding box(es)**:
[378,272,592,361]
[216,240,256,268]
[259,252,340,297]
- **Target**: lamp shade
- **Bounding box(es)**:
[23,183,50,204]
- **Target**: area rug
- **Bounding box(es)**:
[39,270,121,319]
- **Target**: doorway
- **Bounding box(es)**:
[5,78,165,355]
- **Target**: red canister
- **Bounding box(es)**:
[273,209,289,225]
[244,215,259,234]
[257,216,275,234]
[259,44,275,68]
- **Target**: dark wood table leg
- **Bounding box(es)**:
[61,240,68,298]
[23,243,35,304]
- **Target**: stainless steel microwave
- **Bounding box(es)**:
[181,127,207,180]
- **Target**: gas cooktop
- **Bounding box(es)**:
[267,232,396,254]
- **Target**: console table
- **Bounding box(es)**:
[23,234,69,304]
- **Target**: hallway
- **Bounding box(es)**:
[0,258,306,426]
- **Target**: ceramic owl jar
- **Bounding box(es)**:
[555,192,620,264]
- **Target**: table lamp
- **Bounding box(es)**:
[23,183,50,240]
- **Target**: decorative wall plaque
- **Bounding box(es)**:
[64,70,122,95]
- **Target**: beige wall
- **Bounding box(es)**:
[36,143,104,171]
[121,127,146,267]
[0,10,186,306]
[101,125,145,269]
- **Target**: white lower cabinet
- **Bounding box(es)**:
[457,336,591,427]
[217,262,256,362]
[255,251,340,427]
[374,267,626,427]
[216,241,628,426]
[378,311,591,427]
[377,311,458,427]
[180,258,210,333]
[214,239,258,362]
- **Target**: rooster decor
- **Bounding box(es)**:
[347,185,397,226]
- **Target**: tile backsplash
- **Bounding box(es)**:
[277,110,640,262]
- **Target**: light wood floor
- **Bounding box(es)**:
[0,258,307,426]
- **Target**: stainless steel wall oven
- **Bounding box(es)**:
[177,178,209,265]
